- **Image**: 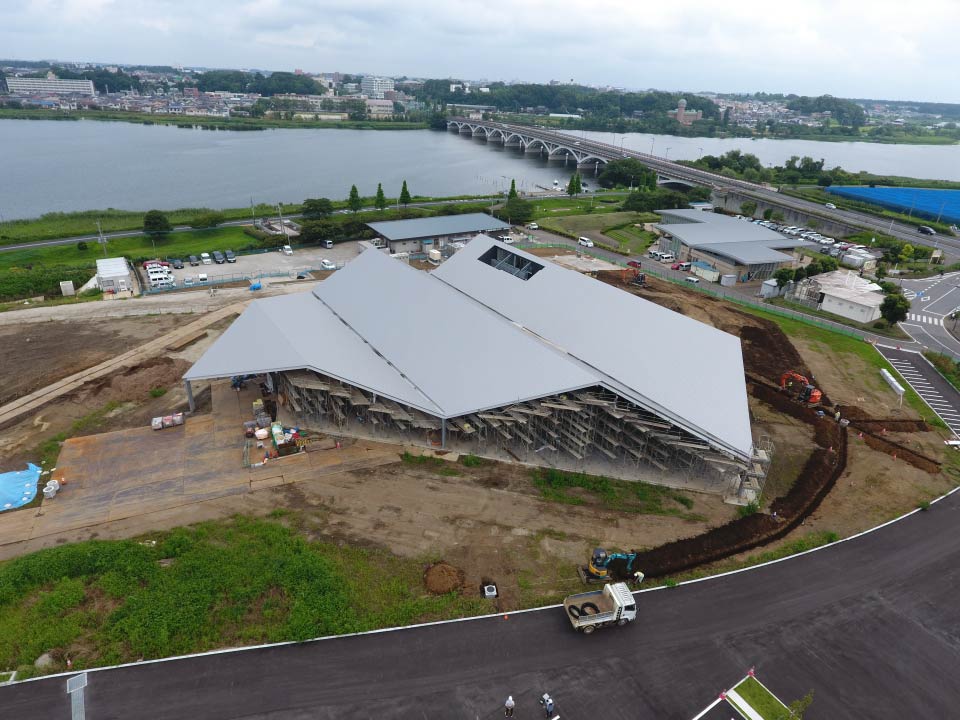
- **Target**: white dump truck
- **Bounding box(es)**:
[563,580,639,634]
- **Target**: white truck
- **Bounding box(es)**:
[563,580,639,634]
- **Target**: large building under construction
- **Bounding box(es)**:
[184,237,767,500]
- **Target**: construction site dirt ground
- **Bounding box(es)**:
[1,257,957,611]
[0,316,184,407]
[0,379,740,610]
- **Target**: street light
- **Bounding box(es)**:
[665,147,672,160]
[650,138,655,156]
[697,147,704,160]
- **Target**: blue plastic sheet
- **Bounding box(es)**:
[0,463,40,511]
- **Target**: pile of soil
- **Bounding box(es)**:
[424,562,464,595]
[86,356,191,403]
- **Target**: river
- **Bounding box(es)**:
[2,118,960,220]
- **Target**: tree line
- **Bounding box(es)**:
[192,70,325,96]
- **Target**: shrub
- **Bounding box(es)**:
[737,500,760,518]
[76,241,88,251]
[149,387,167,398]
[460,454,484,468]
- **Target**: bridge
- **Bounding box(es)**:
[447,118,696,190]
[447,118,957,254]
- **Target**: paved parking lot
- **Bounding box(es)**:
[877,345,960,437]
[166,241,362,287]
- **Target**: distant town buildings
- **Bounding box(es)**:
[360,76,394,99]
[667,98,702,125]
[5,75,95,97]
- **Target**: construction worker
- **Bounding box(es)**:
[540,692,555,716]
[504,695,515,717]
[834,409,842,423]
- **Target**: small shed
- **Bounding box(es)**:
[759,278,780,298]
[96,257,131,293]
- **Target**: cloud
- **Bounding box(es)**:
[1,0,958,101]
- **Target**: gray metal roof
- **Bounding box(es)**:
[186,239,753,460]
[698,242,794,264]
[433,237,753,459]
[656,210,811,268]
[96,257,129,278]
[185,249,598,419]
[367,213,510,242]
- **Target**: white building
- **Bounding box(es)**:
[5,76,96,96]
[792,270,884,323]
[96,257,132,293]
[360,76,394,99]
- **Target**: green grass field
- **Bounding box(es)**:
[731,677,791,719]
[0,226,259,274]
[530,468,702,520]
[604,223,659,255]
[0,516,490,679]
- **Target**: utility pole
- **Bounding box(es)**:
[97,219,107,257]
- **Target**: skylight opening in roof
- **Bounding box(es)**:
[478,246,544,281]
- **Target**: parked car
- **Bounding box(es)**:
[627,260,642,269]
[685,276,700,284]
[825,202,837,210]
[321,240,334,249]
[184,276,194,286]
[188,255,200,266]
[200,252,212,265]
[678,261,692,271]
[281,245,293,255]
[198,273,208,283]
[224,249,237,263]
[578,237,594,247]
[671,262,682,270]
[170,257,184,269]
[320,259,336,271]
[526,222,539,230]
[659,253,675,263]
[918,226,937,235]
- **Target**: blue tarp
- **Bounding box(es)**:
[0,463,40,511]
[826,186,960,226]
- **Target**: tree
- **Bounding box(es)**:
[348,185,362,213]
[302,198,334,219]
[771,210,785,222]
[495,196,534,224]
[622,191,651,214]
[508,179,518,199]
[76,241,88,251]
[566,172,581,197]
[763,208,773,220]
[189,211,225,229]
[900,243,915,264]
[793,266,807,282]
[880,293,910,324]
[775,690,814,720]
[399,180,411,206]
[875,263,887,280]
[774,268,795,287]
[143,210,171,234]
[805,260,821,277]
[740,201,757,217]
[597,158,656,189]
[375,183,387,211]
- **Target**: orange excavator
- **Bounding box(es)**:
[780,371,823,405]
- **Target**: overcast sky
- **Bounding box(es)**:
[2,0,958,102]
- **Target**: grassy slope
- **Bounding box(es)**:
[0,516,490,678]
[738,305,944,428]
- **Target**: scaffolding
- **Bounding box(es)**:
[276,370,770,496]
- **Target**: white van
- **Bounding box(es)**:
[578,237,594,247]
[659,253,675,263]
[678,261,692,271]
[648,250,665,260]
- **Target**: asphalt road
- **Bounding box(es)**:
[897,271,960,356]
[4,488,959,719]
[876,345,960,437]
